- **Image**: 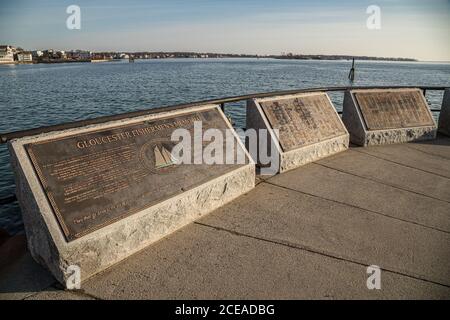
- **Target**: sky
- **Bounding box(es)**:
[0,0,449,61]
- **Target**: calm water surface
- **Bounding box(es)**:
[1,58,449,234]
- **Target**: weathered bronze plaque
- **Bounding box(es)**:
[26,108,244,241]
[260,93,347,152]
[354,89,434,130]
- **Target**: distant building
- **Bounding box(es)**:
[57,51,66,59]
[69,50,91,60]
[42,49,57,59]
[17,51,33,63]
[0,45,16,64]
[32,50,44,58]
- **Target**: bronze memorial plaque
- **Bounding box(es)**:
[260,94,347,152]
[26,108,244,241]
[354,89,434,130]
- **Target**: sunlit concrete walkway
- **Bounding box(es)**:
[1,135,450,300]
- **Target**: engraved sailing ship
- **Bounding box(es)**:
[154,145,177,169]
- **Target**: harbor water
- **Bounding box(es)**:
[1,58,449,234]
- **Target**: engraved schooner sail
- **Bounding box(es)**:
[154,146,176,168]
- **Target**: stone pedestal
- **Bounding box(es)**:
[9,104,255,287]
[246,92,349,174]
[438,89,450,136]
[342,88,437,146]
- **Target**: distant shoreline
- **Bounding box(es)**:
[4,56,446,66]
[272,54,417,62]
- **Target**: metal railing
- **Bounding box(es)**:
[0,84,447,206]
[0,85,447,144]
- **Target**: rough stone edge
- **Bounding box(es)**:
[342,88,437,146]
[280,134,349,173]
[438,88,450,136]
[8,104,255,287]
[363,126,437,146]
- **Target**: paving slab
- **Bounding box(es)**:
[407,135,450,160]
[200,183,450,287]
[317,149,450,202]
[267,163,450,233]
[354,144,450,178]
[2,137,450,300]
[80,223,449,299]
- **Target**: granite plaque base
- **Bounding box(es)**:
[246,92,349,173]
[9,104,255,287]
[438,89,450,136]
[342,88,437,146]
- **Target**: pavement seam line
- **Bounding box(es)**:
[54,287,103,300]
[22,282,104,300]
[314,162,450,204]
[350,148,450,180]
[71,291,102,300]
[262,180,450,234]
[20,283,57,300]
[403,144,450,161]
[194,222,450,289]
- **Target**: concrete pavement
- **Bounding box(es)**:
[1,136,450,299]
